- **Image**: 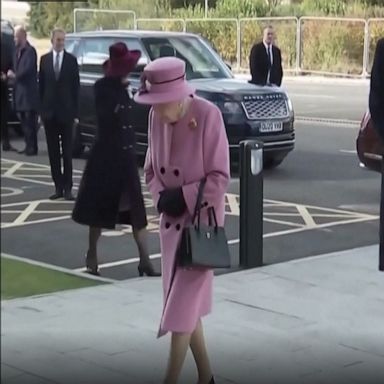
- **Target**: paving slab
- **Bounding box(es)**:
[2,245,384,383]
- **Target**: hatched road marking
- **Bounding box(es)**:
[1,158,379,235]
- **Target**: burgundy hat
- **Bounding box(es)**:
[103,42,141,78]
[134,57,195,105]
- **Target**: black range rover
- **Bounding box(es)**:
[66,30,295,168]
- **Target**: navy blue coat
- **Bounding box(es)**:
[13,41,38,112]
[369,37,384,143]
[72,77,147,230]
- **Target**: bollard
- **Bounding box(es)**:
[239,140,264,268]
[380,158,384,271]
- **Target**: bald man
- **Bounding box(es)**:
[7,26,38,155]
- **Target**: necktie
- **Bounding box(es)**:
[54,52,60,80]
[267,45,272,68]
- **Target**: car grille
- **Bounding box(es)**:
[242,94,289,120]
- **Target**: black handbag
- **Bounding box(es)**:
[178,179,231,269]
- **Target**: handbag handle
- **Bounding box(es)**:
[208,207,219,230]
[192,178,207,228]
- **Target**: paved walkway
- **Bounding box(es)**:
[2,245,384,384]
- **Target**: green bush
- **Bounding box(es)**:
[300,19,366,74]
[368,19,384,72]
[27,0,384,75]
[136,19,185,32]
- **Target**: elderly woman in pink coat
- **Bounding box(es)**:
[134,57,230,384]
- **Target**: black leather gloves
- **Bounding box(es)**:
[157,188,187,217]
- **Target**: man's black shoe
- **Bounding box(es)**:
[2,143,17,152]
[25,150,38,156]
[49,191,64,200]
[64,191,75,201]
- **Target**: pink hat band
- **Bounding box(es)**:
[133,57,195,105]
[141,72,186,95]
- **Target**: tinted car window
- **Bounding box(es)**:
[65,38,81,57]
[141,35,231,80]
[80,37,147,75]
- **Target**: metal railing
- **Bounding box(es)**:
[298,16,367,77]
[73,8,136,33]
[73,9,384,77]
[136,18,186,32]
[185,18,239,70]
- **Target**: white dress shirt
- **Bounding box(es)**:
[263,42,273,84]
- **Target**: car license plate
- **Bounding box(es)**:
[260,121,283,133]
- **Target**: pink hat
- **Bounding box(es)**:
[134,57,195,105]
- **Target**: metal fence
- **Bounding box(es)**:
[73,9,384,77]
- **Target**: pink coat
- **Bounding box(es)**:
[144,96,230,337]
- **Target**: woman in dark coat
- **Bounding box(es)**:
[72,42,160,277]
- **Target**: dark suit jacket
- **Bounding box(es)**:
[249,42,283,86]
[13,41,38,111]
[369,37,384,143]
[39,50,80,124]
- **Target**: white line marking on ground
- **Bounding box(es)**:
[4,174,54,186]
[13,201,40,225]
[1,215,71,229]
[81,213,378,272]
[264,217,304,228]
[4,162,23,176]
[1,252,116,283]
[228,215,379,246]
[265,198,377,218]
[296,205,317,228]
[1,199,74,207]
[1,187,24,197]
[289,93,337,99]
[340,149,357,154]
[296,117,360,126]
[73,253,162,272]
[2,210,73,214]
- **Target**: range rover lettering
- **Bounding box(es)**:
[65,30,295,169]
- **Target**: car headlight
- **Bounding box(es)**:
[221,101,243,115]
[286,97,293,112]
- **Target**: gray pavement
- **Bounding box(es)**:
[2,245,384,384]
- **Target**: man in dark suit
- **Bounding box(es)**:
[369,37,384,271]
[1,29,16,151]
[7,26,38,155]
[249,25,283,87]
[39,28,80,200]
